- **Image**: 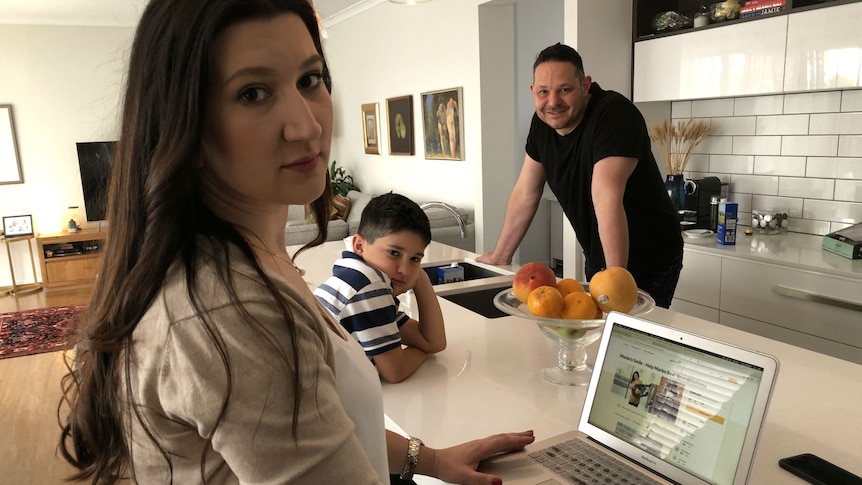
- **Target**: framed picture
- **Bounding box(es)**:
[0,105,24,184]
[386,95,414,156]
[2,214,33,237]
[421,87,464,160]
[361,103,380,155]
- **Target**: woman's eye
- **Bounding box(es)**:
[298,72,324,90]
[239,87,269,103]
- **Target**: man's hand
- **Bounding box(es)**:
[475,252,512,265]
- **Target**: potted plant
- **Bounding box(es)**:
[330,160,360,197]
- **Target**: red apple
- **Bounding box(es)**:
[512,262,557,303]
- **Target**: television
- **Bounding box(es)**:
[75,141,115,224]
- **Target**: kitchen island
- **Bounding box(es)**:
[291,240,861,484]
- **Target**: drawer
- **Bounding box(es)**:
[720,258,862,350]
[675,250,721,309]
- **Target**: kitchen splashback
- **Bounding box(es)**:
[672,88,862,236]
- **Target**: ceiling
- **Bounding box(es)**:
[0,0,377,27]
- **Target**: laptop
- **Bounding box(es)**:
[480,311,779,485]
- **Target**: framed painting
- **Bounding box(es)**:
[2,214,33,237]
[361,103,380,155]
[421,87,464,160]
[386,95,414,156]
[0,105,24,184]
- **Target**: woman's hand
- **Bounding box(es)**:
[420,430,535,485]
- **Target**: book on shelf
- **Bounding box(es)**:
[739,0,786,17]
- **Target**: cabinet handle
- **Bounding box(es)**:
[772,285,862,313]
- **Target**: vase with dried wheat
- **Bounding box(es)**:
[648,119,711,215]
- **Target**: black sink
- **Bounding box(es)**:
[439,284,511,319]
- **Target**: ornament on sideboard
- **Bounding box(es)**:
[65,206,82,233]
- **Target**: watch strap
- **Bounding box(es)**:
[399,436,423,480]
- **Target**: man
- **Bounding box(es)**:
[477,43,683,308]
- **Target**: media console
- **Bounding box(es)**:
[36,227,106,290]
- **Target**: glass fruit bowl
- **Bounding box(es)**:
[493,286,655,386]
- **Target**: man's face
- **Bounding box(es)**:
[531,61,591,136]
[353,230,427,296]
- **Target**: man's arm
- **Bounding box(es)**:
[398,270,446,353]
[592,156,636,269]
[476,154,547,265]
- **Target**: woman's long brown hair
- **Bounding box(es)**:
[57,0,332,482]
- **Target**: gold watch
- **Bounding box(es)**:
[399,436,423,480]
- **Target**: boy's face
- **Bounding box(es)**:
[353,230,427,296]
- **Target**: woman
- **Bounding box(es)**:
[58,0,533,483]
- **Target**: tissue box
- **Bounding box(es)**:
[437,264,465,284]
[716,201,738,246]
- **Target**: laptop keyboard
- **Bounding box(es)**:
[528,437,664,485]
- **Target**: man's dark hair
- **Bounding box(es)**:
[358,192,432,246]
[533,42,585,79]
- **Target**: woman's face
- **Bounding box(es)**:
[202,13,332,212]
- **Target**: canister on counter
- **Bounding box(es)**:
[717,200,738,245]
[709,196,720,232]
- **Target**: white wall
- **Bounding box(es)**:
[0,25,133,285]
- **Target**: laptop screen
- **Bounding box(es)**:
[586,322,767,485]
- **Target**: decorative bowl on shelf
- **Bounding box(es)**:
[493,286,656,386]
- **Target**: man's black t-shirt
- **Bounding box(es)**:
[525,83,682,284]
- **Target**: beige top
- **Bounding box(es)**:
[123,244,382,484]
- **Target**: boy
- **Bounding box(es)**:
[314,192,447,383]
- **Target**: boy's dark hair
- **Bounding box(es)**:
[533,42,585,80]
[358,192,432,246]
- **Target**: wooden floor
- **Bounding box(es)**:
[0,287,95,484]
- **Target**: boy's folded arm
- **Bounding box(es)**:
[373,346,428,383]
[408,272,447,352]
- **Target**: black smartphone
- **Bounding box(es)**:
[778,453,862,485]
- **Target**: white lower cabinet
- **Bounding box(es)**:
[670,249,721,323]
[720,257,862,365]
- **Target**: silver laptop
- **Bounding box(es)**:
[480,311,779,485]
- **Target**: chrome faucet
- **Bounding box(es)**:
[420,201,468,238]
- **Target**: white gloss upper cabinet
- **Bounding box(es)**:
[633,16,787,102]
[784,2,862,92]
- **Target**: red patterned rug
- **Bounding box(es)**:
[0,304,86,360]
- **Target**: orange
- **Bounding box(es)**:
[526,286,564,318]
[560,292,598,320]
[589,267,638,314]
[556,278,585,298]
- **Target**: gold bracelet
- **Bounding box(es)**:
[399,436,423,480]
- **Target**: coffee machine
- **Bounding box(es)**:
[684,177,726,229]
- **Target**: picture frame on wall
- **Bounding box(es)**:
[361,103,380,155]
[386,95,414,156]
[2,214,34,237]
[421,87,464,160]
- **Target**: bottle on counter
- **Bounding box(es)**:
[709,196,720,232]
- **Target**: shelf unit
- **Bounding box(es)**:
[633,0,857,41]
[36,227,106,290]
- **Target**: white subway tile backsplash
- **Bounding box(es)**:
[693,136,733,154]
[734,95,784,116]
[709,155,753,174]
[710,117,756,136]
[732,136,781,155]
[784,91,842,114]
[677,88,862,235]
[729,174,779,195]
[691,98,734,118]
[835,180,862,202]
[781,135,838,156]
[778,177,835,199]
[809,113,862,134]
[751,195,803,217]
[756,114,809,135]
[838,135,862,157]
[841,89,862,112]
[754,156,806,176]
[805,157,862,179]
[790,218,832,235]
[829,221,854,232]
[803,199,862,224]
[672,101,692,119]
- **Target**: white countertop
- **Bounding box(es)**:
[683,231,862,280]
[291,240,862,484]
